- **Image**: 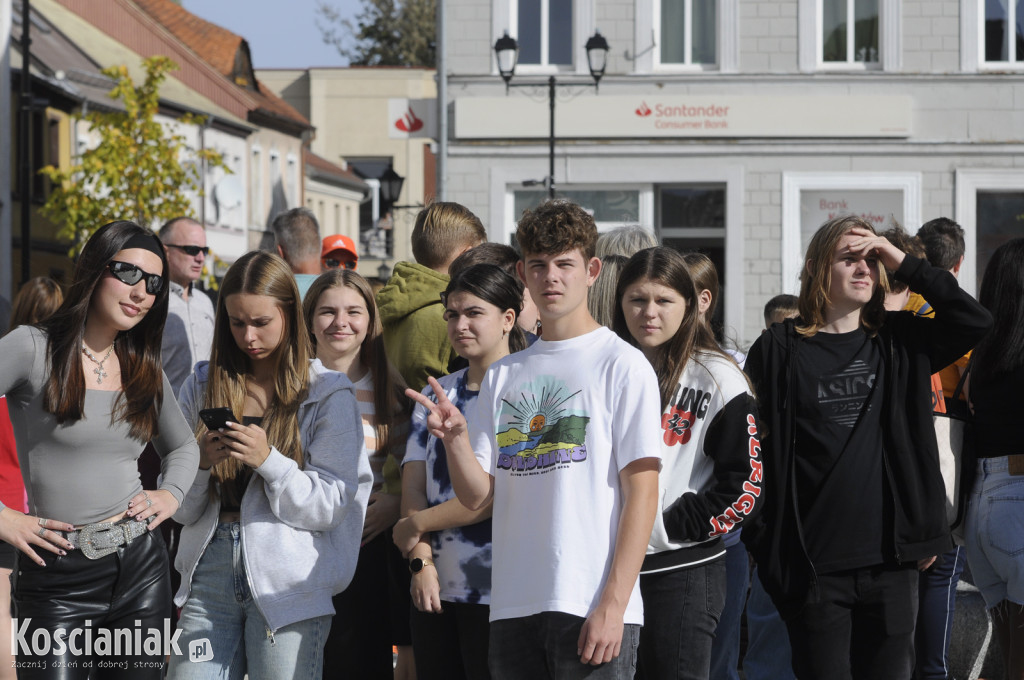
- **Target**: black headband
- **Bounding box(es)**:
[122,232,165,260]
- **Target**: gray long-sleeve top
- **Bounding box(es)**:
[0,325,199,526]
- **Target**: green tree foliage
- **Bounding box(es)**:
[40,56,227,254]
[315,0,437,67]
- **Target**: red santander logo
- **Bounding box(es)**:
[635,101,652,117]
[394,107,424,133]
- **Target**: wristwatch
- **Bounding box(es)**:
[408,557,434,574]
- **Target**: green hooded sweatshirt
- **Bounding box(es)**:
[376,261,455,392]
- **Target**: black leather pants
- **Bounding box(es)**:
[11,528,171,680]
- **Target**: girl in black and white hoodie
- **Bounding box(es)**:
[614,247,762,680]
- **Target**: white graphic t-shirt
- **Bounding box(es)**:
[466,326,662,624]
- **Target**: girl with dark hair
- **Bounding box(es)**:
[0,220,199,678]
[394,264,526,680]
[964,237,1024,680]
[744,216,991,680]
[167,251,372,680]
[612,246,761,680]
[303,269,411,679]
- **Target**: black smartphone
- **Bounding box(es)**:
[198,407,238,432]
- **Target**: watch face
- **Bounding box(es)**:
[410,558,424,573]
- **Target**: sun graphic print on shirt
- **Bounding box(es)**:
[661,406,694,446]
[493,376,590,475]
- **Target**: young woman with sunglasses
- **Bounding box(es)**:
[167,251,372,680]
[0,220,200,679]
[303,269,411,678]
[394,264,527,680]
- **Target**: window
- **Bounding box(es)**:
[658,185,728,337]
[513,189,641,229]
[251,146,263,228]
[635,0,737,73]
[287,153,299,207]
[514,0,573,65]
[822,0,879,63]
[494,0,594,73]
[984,0,1024,62]
[799,0,898,70]
[954,169,1024,294]
[782,172,922,293]
[658,0,717,66]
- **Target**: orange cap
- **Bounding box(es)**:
[321,234,358,261]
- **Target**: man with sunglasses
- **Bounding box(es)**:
[157,217,215,395]
[321,234,359,272]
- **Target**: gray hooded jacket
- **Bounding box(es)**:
[173,359,372,632]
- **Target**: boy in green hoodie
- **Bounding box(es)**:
[377,202,487,392]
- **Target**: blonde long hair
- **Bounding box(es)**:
[203,251,312,490]
[797,215,890,337]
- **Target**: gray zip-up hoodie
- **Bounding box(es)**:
[173,359,372,632]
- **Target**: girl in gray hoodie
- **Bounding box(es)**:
[167,251,372,680]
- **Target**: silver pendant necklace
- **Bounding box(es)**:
[82,343,115,384]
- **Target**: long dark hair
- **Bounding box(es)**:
[41,220,170,442]
[972,238,1024,387]
[444,264,528,354]
[612,247,726,408]
[304,269,411,462]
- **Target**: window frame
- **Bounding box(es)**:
[961,0,1024,71]
[798,0,900,72]
[781,172,922,294]
[634,0,738,73]
[953,169,1024,295]
[493,0,595,75]
[488,162,744,339]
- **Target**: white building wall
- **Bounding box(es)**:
[446,0,1024,346]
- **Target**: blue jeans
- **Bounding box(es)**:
[914,546,964,680]
[709,539,748,680]
[743,566,795,680]
[964,456,1024,608]
[636,556,726,680]
[166,523,330,680]
[488,612,639,680]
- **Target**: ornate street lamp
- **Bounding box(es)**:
[493,30,611,198]
[378,165,405,212]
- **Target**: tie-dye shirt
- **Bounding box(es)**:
[405,368,492,605]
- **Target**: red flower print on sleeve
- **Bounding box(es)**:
[662,407,694,446]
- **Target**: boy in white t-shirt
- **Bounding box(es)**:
[407,200,662,679]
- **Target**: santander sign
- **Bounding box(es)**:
[635,100,730,130]
[394,107,424,133]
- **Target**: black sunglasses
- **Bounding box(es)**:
[323,258,356,270]
[166,244,210,256]
[107,261,164,295]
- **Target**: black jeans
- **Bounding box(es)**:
[488,612,639,680]
[12,528,171,680]
[785,564,919,680]
[322,531,393,679]
[410,600,491,680]
[636,556,726,680]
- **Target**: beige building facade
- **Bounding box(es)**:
[258,67,438,274]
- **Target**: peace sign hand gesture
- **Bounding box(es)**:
[405,377,467,442]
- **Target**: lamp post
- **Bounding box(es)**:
[378,164,405,213]
[494,30,609,200]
